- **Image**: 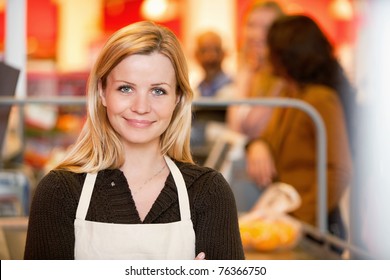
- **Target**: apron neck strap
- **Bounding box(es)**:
[164,155,192,221]
[76,172,97,220]
[76,156,191,221]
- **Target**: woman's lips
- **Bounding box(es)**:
[125,118,154,128]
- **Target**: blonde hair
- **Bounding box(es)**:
[57,21,194,173]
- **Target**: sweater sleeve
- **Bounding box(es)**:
[308,91,352,211]
[193,170,245,260]
[24,171,79,259]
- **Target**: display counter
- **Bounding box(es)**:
[244,236,341,260]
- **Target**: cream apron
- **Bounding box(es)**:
[74,156,195,260]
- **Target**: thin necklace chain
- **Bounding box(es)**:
[132,164,166,194]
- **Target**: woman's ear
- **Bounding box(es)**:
[175,89,182,105]
[98,80,107,107]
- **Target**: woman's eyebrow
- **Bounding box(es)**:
[151,82,172,88]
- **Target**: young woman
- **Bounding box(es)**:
[24,21,244,260]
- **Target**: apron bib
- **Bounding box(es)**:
[74,156,195,260]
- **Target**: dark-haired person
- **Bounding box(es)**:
[246,15,356,253]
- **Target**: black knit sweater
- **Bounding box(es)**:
[24,160,245,260]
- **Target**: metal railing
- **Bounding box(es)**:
[0,96,327,231]
[195,97,328,234]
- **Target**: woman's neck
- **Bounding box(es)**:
[284,79,301,97]
[121,142,164,172]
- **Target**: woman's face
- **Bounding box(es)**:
[244,7,279,63]
[100,52,178,148]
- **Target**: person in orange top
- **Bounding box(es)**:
[246,15,356,247]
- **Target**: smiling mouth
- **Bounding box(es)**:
[125,118,155,128]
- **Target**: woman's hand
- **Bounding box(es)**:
[246,140,277,187]
[241,107,273,139]
[195,252,206,260]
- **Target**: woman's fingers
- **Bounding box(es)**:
[195,252,206,260]
[246,141,276,186]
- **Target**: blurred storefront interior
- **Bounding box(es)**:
[4,0,390,261]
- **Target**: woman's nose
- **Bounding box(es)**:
[130,93,151,114]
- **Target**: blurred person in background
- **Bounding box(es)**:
[223,1,285,212]
[191,31,235,164]
[193,30,234,99]
[227,0,285,139]
[246,15,356,252]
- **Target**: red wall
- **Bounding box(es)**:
[103,0,181,38]
[236,0,358,48]
[0,0,58,58]
[0,0,181,58]
[0,9,3,54]
[0,0,357,60]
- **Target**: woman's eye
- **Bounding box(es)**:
[118,85,132,93]
[152,88,166,96]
